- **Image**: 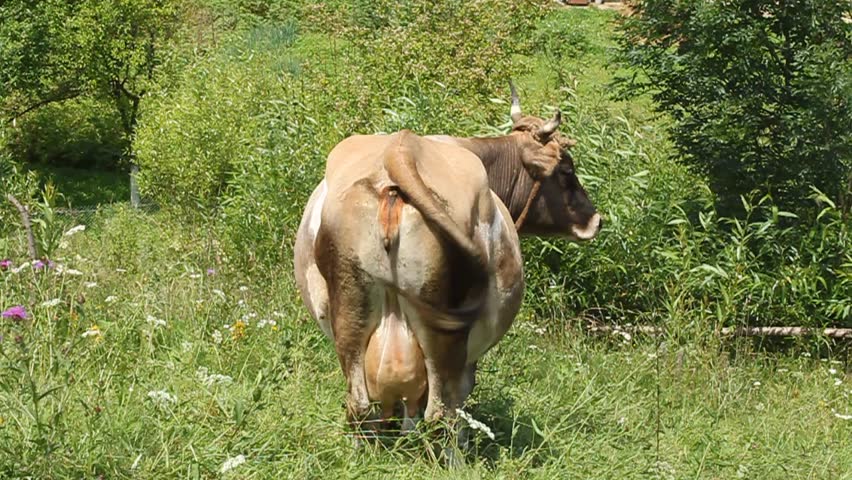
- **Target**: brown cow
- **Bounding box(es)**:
[293,85,601,439]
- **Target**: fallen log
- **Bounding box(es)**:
[586,324,852,338]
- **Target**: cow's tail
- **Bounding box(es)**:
[380,130,489,333]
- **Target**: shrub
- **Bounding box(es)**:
[617,0,852,217]
[4,98,128,170]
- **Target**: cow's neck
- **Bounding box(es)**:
[439,135,536,222]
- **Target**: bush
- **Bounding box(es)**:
[617,0,852,217]
[4,98,128,170]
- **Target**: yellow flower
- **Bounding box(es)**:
[231,320,247,340]
[82,324,103,342]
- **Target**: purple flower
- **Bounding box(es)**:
[206,268,216,276]
[33,259,55,271]
[0,259,11,271]
[2,306,28,321]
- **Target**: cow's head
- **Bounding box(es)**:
[507,83,601,240]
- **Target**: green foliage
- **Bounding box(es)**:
[4,98,128,170]
[344,0,549,121]
[0,0,186,172]
[617,0,852,216]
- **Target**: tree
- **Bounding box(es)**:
[617,0,852,217]
[0,0,184,168]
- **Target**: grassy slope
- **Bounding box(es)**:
[1,6,850,479]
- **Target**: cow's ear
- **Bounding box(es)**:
[520,141,560,180]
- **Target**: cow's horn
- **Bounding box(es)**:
[537,109,561,140]
[509,81,522,124]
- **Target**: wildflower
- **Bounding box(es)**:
[33,259,55,270]
[2,306,28,321]
[195,299,204,305]
[753,381,761,387]
[220,454,246,474]
[212,330,223,344]
[105,295,118,303]
[196,367,233,387]
[116,268,127,273]
[41,298,62,307]
[832,409,852,421]
[212,289,225,299]
[455,409,495,440]
[85,282,98,288]
[239,285,248,292]
[82,324,102,339]
[10,262,29,273]
[181,341,193,352]
[146,315,166,328]
[56,265,83,277]
[0,259,11,271]
[835,378,843,387]
[257,318,277,329]
[147,390,177,409]
[829,368,838,375]
[231,320,247,340]
[189,273,201,279]
[63,225,86,236]
[206,268,216,276]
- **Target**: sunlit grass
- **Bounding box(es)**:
[0,210,850,478]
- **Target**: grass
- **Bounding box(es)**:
[23,164,130,207]
[1,208,850,479]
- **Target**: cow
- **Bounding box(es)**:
[293,84,601,440]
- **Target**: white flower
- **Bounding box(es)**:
[41,298,62,307]
[85,281,98,288]
[832,410,852,421]
[753,381,761,387]
[237,299,245,307]
[533,326,546,335]
[11,262,30,273]
[273,311,283,318]
[196,367,233,387]
[212,330,223,345]
[81,326,102,338]
[64,225,86,236]
[617,416,628,426]
[56,265,83,276]
[777,368,789,373]
[455,409,495,440]
[834,378,843,387]
[829,368,838,375]
[188,273,201,279]
[238,286,249,292]
[195,299,204,305]
[220,454,246,474]
[146,315,166,328]
[212,289,225,298]
[147,390,177,409]
[181,341,193,352]
[257,318,277,328]
[105,295,118,303]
